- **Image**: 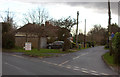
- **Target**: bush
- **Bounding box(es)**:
[86,42,95,47]
[71,42,77,48]
[100,39,107,45]
[104,45,109,49]
[2,22,15,49]
[2,33,15,49]
[86,42,92,47]
[112,32,120,66]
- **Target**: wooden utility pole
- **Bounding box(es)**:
[108,0,112,56]
[108,0,111,36]
[84,19,86,48]
[76,11,79,48]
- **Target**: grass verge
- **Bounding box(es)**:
[102,52,120,73]
[3,46,90,58]
[3,48,76,57]
[102,52,117,66]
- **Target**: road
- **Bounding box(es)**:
[2,46,118,75]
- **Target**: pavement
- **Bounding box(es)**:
[2,46,119,75]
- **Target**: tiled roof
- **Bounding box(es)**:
[17,23,61,37]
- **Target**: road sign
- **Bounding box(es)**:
[111,32,114,38]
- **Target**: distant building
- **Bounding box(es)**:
[15,21,61,48]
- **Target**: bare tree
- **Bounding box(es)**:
[23,7,48,25]
[87,25,107,45]
[0,9,18,31]
[1,9,16,49]
[0,9,15,26]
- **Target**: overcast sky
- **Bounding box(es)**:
[0,0,119,34]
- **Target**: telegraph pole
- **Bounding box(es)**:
[108,0,112,55]
[84,19,86,48]
[76,11,79,48]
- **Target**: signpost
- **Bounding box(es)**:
[25,42,32,50]
[109,32,114,40]
[111,32,114,38]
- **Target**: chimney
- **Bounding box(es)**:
[41,24,44,26]
[45,21,49,26]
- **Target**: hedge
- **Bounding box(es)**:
[112,32,120,66]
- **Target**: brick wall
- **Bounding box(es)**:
[15,36,39,48]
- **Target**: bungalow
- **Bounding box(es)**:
[15,21,60,48]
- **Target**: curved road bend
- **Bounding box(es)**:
[2,46,118,75]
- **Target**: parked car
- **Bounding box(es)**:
[47,41,64,49]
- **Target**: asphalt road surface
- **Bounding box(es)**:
[2,46,118,75]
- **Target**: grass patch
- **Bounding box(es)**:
[3,47,90,57]
[103,52,116,66]
[12,48,63,53]
[4,48,76,57]
[24,52,55,57]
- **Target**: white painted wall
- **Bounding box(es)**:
[40,37,47,48]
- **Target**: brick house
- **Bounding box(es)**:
[15,21,61,48]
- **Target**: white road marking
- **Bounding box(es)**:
[73,53,89,60]
[81,54,86,56]
[5,62,21,70]
[66,66,71,69]
[81,53,89,56]
[81,68,87,70]
[52,63,58,65]
[73,57,77,60]
[66,65,71,67]
[76,56,80,58]
[74,66,79,69]
[82,70,89,73]
[4,62,34,74]
[39,57,43,59]
[5,62,26,72]
[91,73,99,75]
[59,60,69,66]
[73,56,80,60]
[12,55,24,58]
[42,61,46,62]
[101,73,109,75]
[73,68,80,70]
[90,70,97,73]
[42,61,57,65]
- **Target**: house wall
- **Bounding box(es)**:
[15,36,26,48]
[40,37,47,48]
[15,36,47,49]
[27,37,39,48]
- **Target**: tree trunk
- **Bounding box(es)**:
[38,36,41,51]
[62,30,71,51]
[26,33,28,42]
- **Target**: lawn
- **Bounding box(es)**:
[12,49,62,53]
[6,48,76,57]
[3,46,89,57]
